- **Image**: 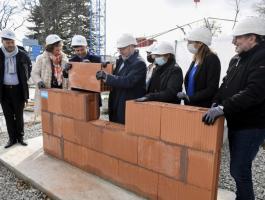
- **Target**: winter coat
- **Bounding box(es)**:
[107,50,146,124]
[147,58,183,104]
[69,52,101,63]
[214,42,265,130]
[0,48,32,102]
[31,51,68,115]
[184,53,221,108]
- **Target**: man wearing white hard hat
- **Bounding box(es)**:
[31,34,68,115]
[62,35,101,77]
[96,33,146,124]
[202,17,265,200]
[177,27,221,108]
[136,41,183,103]
[0,29,32,148]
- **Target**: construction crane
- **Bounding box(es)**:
[88,0,106,56]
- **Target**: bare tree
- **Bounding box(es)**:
[255,0,265,17]
[0,0,28,31]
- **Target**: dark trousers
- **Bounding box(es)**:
[1,85,25,142]
[228,128,265,200]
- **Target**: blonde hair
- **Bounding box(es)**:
[193,43,215,65]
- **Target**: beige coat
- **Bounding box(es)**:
[31,51,68,115]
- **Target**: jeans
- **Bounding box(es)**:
[228,128,265,200]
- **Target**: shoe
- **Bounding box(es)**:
[4,140,17,148]
[18,138,27,146]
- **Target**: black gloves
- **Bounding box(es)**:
[177,92,190,102]
[63,63,72,78]
[96,70,107,80]
[135,96,150,102]
[37,81,46,89]
[202,106,224,125]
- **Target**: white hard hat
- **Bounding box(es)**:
[46,34,62,45]
[233,17,265,36]
[0,29,16,40]
[187,27,212,46]
[151,41,175,55]
[116,33,137,48]
[71,35,87,46]
[146,43,157,53]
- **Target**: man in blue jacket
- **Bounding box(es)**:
[203,17,265,200]
[96,33,146,124]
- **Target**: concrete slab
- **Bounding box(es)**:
[0,137,145,200]
[0,136,236,200]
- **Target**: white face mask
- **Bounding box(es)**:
[155,56,167,66]
[187,43,198,54]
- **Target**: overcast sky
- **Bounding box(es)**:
[11,0,261,54]
[106,0,259,54]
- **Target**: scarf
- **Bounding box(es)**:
[1,45,19,74]
[49,53,63,86]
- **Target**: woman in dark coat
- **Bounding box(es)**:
[136,41,183,104]
[177,27,221,108]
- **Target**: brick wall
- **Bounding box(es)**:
[42,97,224,200]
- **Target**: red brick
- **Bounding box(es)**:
[187,149,219,191]
[138,137,181,179]
[161,104,224,153]
[41,112,52,134]
[40,89,48,111]
[46,89,99,121]
[43,133,62,159]
[52,115,63,137]
[102,122,138,164]
[158,175,212,200]
[47,89,63,114]
[118,160,158,200]
[125,101,162,139]
[86,148,119,180]
[63,140,88,170]
[69,62,113,92]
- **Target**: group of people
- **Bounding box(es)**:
[0,16,265,200]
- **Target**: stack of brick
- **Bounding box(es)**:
[41,96,224,200]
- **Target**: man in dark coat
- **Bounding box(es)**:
[96,33,146,124]
[202,17,265,200]
[0,30,32,148]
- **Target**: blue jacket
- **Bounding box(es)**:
[106,50,146,124]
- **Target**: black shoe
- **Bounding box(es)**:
[4,140,17,148]
[18,139,27,146]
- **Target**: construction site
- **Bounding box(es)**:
[0,0,265,200]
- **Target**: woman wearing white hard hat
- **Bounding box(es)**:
[136,41,183,103]
[31,34,68,115]
[177,27,221,108]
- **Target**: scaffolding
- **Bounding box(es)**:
[88,0,106,57]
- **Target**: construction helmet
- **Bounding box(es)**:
[187,27,212,46]
[0,29,16,40]
[116,33,137,48]
[233,17,265,36]
[151,41,175,55]
[71,35,87,46]
[146,43,157,53]
[46,34,62,46]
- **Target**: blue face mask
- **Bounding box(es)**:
[155,57,167,66]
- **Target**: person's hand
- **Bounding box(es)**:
[96,70,107,80]
[64,63,72,72]
[202,106,224,125]
[177,92,190,102]
[211,102,218,108]
[37,81,46,89]
[135,96,150,102]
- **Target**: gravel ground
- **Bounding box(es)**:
[219,140,265,200]
[0,112,264,200]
